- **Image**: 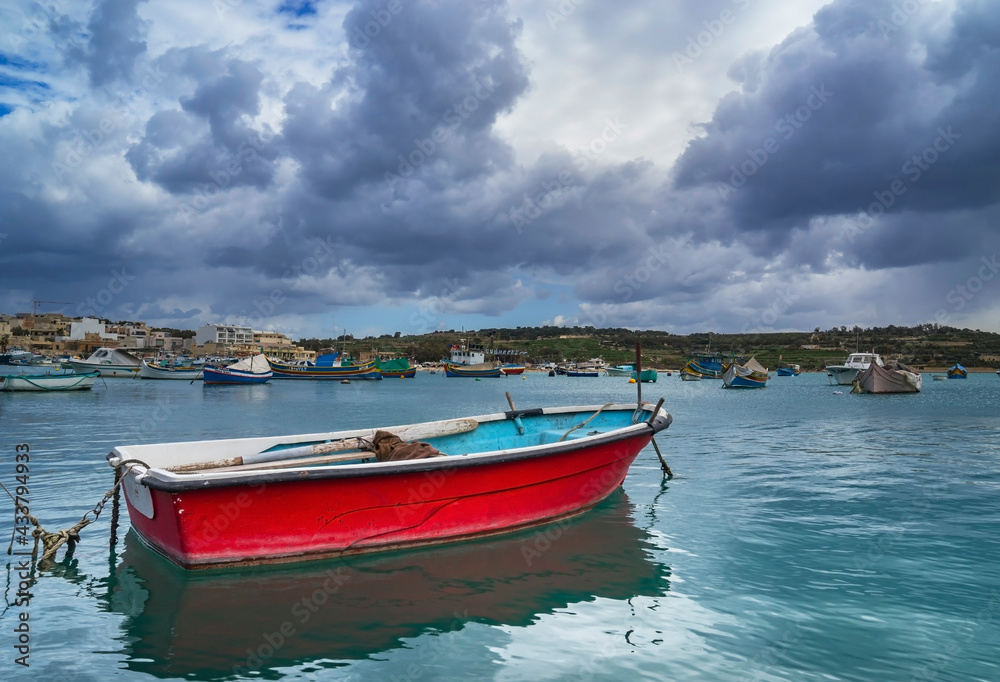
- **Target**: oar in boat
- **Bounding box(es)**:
[167,417,479,472]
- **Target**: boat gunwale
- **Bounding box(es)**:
[108,404,671,493]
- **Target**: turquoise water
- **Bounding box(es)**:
[2,371,1000,680]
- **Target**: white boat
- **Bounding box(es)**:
[0,346,33,365]
[825,352,883,386]
[852,362,922,394]
[0,371,100,391]
[605,364,635,377]
[680,371,701,381]
[68,348,142,377]
[139,360,203,380]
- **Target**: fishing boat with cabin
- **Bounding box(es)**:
[107,401,673,568]
[68,347,142,377]
[445,341,501,377]
[681,353,724,379]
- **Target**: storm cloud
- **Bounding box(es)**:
[1,0,998,337]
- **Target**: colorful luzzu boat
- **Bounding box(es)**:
[722,357,769,388]
[267,352,381,380]
[947,363,967,379]
[107,402,672,569]
[682,353,724,379]
[376,358,416,378]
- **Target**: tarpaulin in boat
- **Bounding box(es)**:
[372,431,445,462]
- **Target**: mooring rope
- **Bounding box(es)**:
[1,458,149,567]
[558,403,615,442]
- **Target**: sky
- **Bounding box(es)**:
[1,0,998,340]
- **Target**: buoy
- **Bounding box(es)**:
[522,376,526,380]
[475,378,481,381]
[341,379,350,384]
[628,378,636,384]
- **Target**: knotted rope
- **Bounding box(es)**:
[2,459,147,566]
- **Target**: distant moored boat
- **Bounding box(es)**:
[947,364,967,379]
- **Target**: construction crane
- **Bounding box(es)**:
[32,300,74,315]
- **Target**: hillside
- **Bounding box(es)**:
[298,325,1000,371]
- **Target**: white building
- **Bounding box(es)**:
[196,324,254,347]
[67,317,117,341]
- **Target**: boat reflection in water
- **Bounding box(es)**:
[108,491,669,678]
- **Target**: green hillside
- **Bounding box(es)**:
[298,324,1000,370]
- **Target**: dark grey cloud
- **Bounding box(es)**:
[672,0,1000,271]
[71,0,149,87]
[4,0,1000,335]
[125,49,278,194]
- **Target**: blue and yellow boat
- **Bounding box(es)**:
[682,353,724,379]
[947,364,967,379]
[268,353,381,380]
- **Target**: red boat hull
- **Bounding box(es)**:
[123,434,649,568]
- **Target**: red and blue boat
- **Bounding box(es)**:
[107,402,672,568]
[267,352,381,380]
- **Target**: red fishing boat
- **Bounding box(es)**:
[107,402,672,569]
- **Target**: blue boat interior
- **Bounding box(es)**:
[261,406,657,463]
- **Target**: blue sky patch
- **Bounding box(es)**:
[277,1,318,18]
[0,52,45,71]
[0,103,12,117]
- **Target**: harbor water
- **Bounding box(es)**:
[2,371,999,680]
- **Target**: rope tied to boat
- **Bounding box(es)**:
[1,459,147,567]
[558,403,615,442]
